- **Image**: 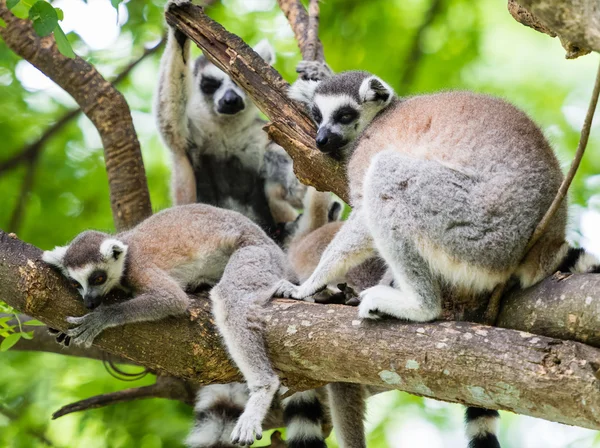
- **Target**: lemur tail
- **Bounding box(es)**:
[465,407,501,448]
[557,247,600,274]
[186,383,247,448]
[283,390,328,448]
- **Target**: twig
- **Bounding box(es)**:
[0,38,166,177]
[8,155,38,233]
[277,0,324,62]
[483,59,600,325]
[399,0,444,92]
[305,0,320,62]
[52,376,196,419]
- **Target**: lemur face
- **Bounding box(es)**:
[193,39,275,118]
[289,71,395,160]
[42,231,128,310]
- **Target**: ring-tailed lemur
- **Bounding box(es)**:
[184,189,382,448]
[277,62,600,448]
[155,0,305,243]
[42,204,298,446]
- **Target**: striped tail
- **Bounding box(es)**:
[557,247,600,274]
[465,407,501,448]
[186,383,247,448]
[283,390,327,448]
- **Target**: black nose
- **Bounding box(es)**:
[217,90,244,115]
[316,134,329,149]
[315,128,346,155]
[84,294,102,310]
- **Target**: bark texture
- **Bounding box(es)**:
[165,3,349,202]
[276,0,325,62]
[0,1,152,230]
[3,230,600,429]
[508,0,600,58]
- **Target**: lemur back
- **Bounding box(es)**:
[156,0,304,241]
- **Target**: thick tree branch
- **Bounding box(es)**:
[508,0,600,58]
[0,1,152,230]
[3,230,600,429]
[165,3,349,201]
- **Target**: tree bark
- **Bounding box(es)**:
[276,0,325,62]
[508,0,600,58]
[165,2,349,202]
[0,1,152,230]
[3,230,600,430]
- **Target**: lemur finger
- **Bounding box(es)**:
[66,315,87,325]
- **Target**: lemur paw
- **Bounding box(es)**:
[65,314,106,348]
[231,414,262,446]
[165,0,192,12]
[273,280,315,302]
[358,286,395,320]
[296,60,332,82]
[47,327,71,347]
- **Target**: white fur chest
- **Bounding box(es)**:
[168,248,231,289]
[186,101,267,172]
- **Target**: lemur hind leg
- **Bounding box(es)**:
[210,245,286,446]
[327,383,366,448]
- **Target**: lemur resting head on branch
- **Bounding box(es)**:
[282,61,600,448]
[155,0,305,244]
[43,204,297,446]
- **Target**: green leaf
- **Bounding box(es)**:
[54,7,63,21]
[0,333,21,352]
[7,0,19,10]
[110,0,122,9]
[28,1,58,37]
[0,17,4,28]
[53,25,75,59]
[24,320,46,326]
[20,331,34,340]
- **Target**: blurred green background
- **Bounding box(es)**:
[1,0,600,446]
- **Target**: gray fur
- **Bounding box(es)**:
[155,0,304,237]
[43,204,296,446]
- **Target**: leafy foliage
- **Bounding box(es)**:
[0,0,599,446]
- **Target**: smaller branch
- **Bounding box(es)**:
[0,37,165,178]
[305,0,320,62]
[277,0,324,62]
[484,59,600,324]
[52,376,196,419]
[8,156,38,233]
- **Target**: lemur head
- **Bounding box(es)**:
[191,39,275,118]
[289,71,395,159]
[42,231,128,310]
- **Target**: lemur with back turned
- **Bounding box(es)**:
[43,204,297,446]
[277,61,600,448]
[155,0,304,243]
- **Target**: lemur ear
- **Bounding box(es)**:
[359,76,394,106]
[253,39,276,65]
[100,239,128,262]
[42,246,68,269]
[288,79,320,105]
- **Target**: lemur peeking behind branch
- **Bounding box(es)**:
[277,61,600,448]
[42,204,297,446]
[155,0,305,243]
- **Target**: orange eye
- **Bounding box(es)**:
[94,276,105,285]
[70,279,81,289]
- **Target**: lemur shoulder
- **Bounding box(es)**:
[279,61,600,448]
[155,0,304,241]
[43,204,296,446]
